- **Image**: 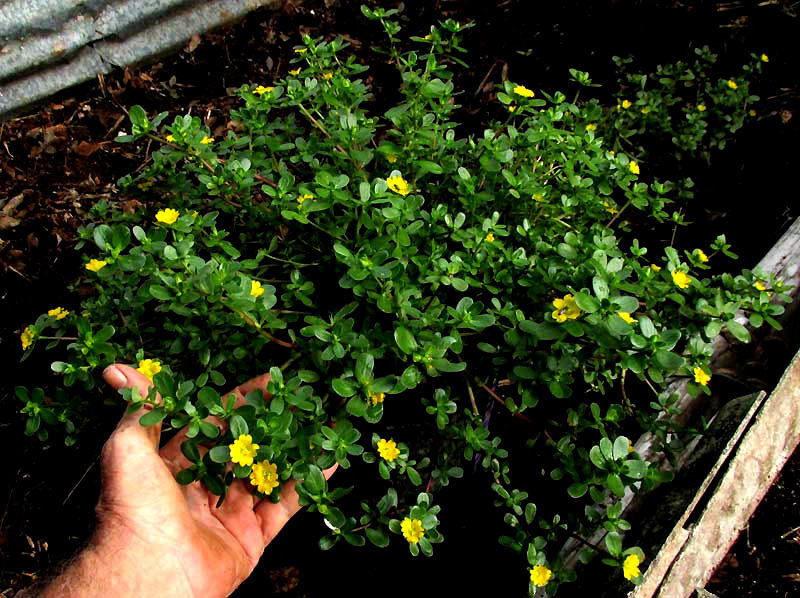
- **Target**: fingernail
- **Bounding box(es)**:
[103,364,128,389]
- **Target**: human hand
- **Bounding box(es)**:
[38,364,335,598]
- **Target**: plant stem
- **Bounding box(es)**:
[465,377,479,416]
[569,531,605,554]
[232,308,297,349]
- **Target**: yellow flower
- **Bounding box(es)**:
[485,233,495,243]
[377,438,400,462]
[200,136,213,145]
[507,104,517,113]
[48,307,69,320]
[617,311,636,324]
[250,280,265,298]
[586,123,597,131]
[532,193,544,202]
[294,48,307,54]
[623,554,642,581]
[761,53,769,63]
[368,390,385,406]
[386,175,410,196]
[754,280,768,292]
[671,270,692,289]
[400,517,424,543]
[693,366,711,386]
[137,359,162,381]
[640,106,651,114]
[289,68,301,75]
[621,99,632,109]
[749,109,757,117]
[513,85,535,98]
[530,564,552,587]
[253,85,274,95]
[695,249,709,263]
[697,104,707,112]
[166,134,175,142]
[628,161,640,175]
[229,434,260,467]
[85,259,107,272]
[727,79,738,90]
[297,193,314,205]
[602,200,618,214]
[650,264,662,272]
[156,208,180,225]
[551,294,582,323]
[387,153,398,163]
[250,459,280,494]
[322,72,333,80]
[20,326,35,350]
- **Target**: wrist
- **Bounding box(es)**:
[38,525,192,597]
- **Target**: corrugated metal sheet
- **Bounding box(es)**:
[0,0,277,119]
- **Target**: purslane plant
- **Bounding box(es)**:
[17,7,785,594]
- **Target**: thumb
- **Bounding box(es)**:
[103,363,162,449]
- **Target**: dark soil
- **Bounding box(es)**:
[1,1,799,596]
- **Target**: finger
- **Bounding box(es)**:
[103,363,161,449]
[255,464,338,545]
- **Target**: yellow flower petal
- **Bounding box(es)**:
[623,554,642,581]
[250,280,265,298]
[85,259,108,272]
[156,208,180,224]
[671,270,692,289]
[136,359,162,382]
[48,307,69,320]
[229,434,260,467]
[530,564,552,587]
[693,366,711,386]
[377,438,400,462]
[552,294,582,323]
[20,326,35,350]
[253,85,274,95]
[400,517,424,543]
[249,460,280,494]
[386,175,410,196]
[513,84,535,98]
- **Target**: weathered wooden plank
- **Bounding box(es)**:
[629,392,766,597]
[656,348,800,596]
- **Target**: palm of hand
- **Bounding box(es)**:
[97,365,322,598]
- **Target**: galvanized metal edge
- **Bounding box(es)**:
[0,0,275,119]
